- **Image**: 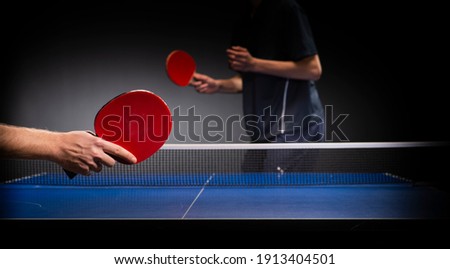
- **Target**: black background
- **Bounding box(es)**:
[1,0,449,142]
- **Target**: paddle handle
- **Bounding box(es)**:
[64,169,77,179]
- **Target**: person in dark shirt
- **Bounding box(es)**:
[192,0,324,144]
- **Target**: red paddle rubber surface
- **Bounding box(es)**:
[166,50,196,87]
[94,90,172,163]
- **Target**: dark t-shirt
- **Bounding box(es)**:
[231,0,324,142]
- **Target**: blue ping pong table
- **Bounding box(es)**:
[2,172,450,219]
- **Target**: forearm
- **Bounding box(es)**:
[1,124,136,175]
[252,55,322,81]
[0,124,57,160]
[217,75,243,93]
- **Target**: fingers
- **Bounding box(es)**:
[87,160,103,173]
[191,73,208,89]
[190,73,218,94]
[190,80,202,87]
[72,146,129,176]
[227,47,252,72]
[65,163,91,176]
[197,86,213,94]
[193,73,210,83]
[90,162,103,173]
[228,60,246,72]
[227,47,249,59]
[196,83,211,93]
[96,152,116,168]
[101,140,137,164]
[63,155,104,176]
[229,46,248,53]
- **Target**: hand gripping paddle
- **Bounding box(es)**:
[65,89,172,178]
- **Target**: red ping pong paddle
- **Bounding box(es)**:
[166,50,196,87]
[65,89,172,178]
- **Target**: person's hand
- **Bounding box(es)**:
[227,46,256,72]
[51,131,137,176]
[190,73,221,94]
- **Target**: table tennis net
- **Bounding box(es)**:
[1,142,447,187]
